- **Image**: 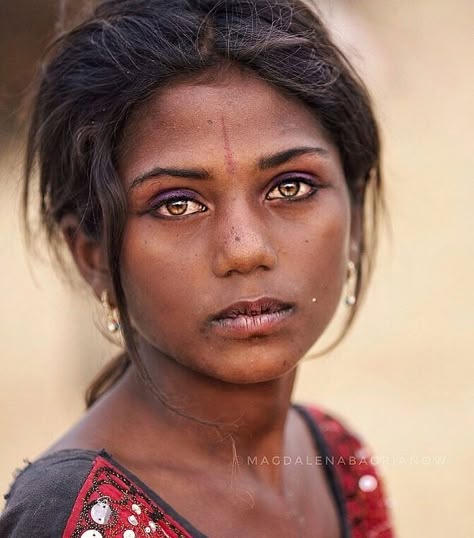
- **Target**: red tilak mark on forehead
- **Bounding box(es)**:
[221,116,236,175]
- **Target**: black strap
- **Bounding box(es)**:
[292,404,351,538]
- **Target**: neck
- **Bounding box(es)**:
[110,342,299,487]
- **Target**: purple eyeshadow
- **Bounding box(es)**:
[150,189,196,205]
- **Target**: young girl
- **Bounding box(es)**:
[1,0,394,536]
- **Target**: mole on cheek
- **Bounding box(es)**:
[220,116,236,175]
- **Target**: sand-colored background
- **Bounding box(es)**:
[0,1,472,536]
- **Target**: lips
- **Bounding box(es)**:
[213,298,293,320]
[209,297,295,339]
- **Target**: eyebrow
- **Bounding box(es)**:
[128,146,329,191]
[128,167,209,192]
[258,146,329,170]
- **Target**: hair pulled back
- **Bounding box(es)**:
[24,0,383,408]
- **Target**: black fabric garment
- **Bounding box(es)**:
[0,450,97,537]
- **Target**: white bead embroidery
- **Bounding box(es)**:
[128,514,138,526]
[358,474,378,492]
[131,503,142,515]
[90,499,112,525]
[81,531,104,538]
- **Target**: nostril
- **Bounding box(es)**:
[212,226,278,277]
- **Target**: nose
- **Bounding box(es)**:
[211,204,278,278]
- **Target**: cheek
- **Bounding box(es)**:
[119,220,207,345]
[288,196,351,324]
[317,214,349,287]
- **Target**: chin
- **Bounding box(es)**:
[198,347,302,385]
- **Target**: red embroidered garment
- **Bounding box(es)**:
[305,406,394,538]
[63,454,190,538]
[62,405,394,538]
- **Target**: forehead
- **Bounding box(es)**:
[118,68,338,178]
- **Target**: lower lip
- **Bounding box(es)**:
[210,307,294,339]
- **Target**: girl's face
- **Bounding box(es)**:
[118,68,354,384]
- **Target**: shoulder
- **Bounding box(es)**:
[302,403,370,455]
[2,449,198,538]
[300,403,395,538]
[1,449,194,538]
[0,449,99,538]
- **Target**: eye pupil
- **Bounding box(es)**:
[279,182,300,197]
[167,200,188,215]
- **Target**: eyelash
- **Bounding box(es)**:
[148,177,320,219]
[266,176,319,202]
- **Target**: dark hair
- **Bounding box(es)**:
[24,0,384,408]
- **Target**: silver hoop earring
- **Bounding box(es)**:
[344,260,358,306]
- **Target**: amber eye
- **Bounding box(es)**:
[151,197,207,218]
[278,182,300,197]
[267,179,314,200]
[166,200,189,215]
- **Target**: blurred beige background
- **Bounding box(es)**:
[0,1,472,536]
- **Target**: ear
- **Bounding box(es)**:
[59,215,113,302]
[349,182,364,264]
